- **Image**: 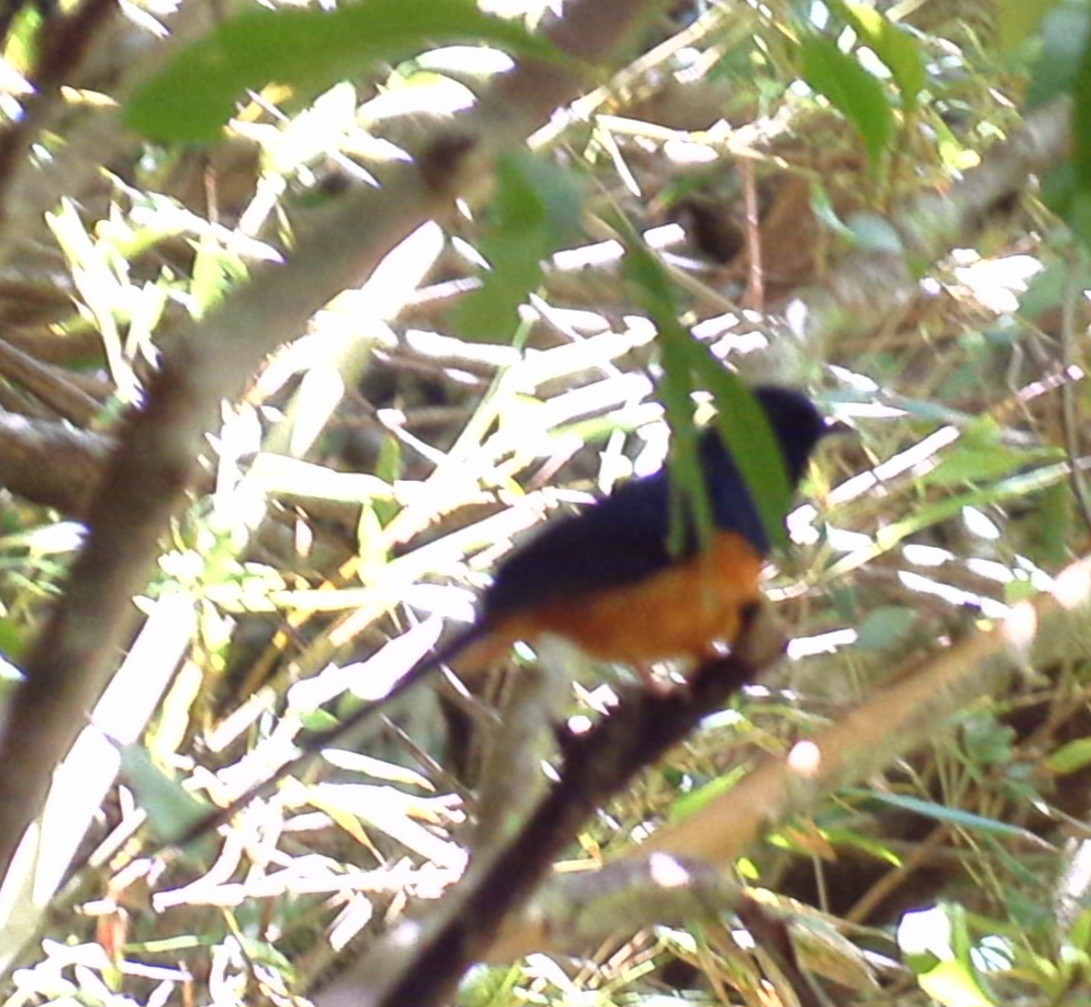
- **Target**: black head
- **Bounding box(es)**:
[702,385,830,487]
[752,385,830,484]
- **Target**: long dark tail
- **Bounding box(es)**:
[169,621,492,849]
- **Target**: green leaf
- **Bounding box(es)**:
[847,211,904,253]
[1023,478,1070,567]
[1046,737,1091,774]
[819,827,902,866]
[1018,259,1073,316]
[832,1,925,112]
[690,356,792,550]
[452,152,584,342]
[923,416,1062,487]
[118,743,213,842]
[810,183,856,240]
[1073,20,1091,189]
[659,333,713,556]
[618,230,709,555]
[1064,21,1091,259]
[619,222,800,553]
[998,0,1063,52]
[300,707,340,732]
[668,765,748,821]
[125,0,564,143]
[236,935,295,976]
[1026,0,1091,108]
[960,713,1015,767]
[1068,908,1091,952]
[918,960,996,1007]
[799,33,894,170]
[850,789,1044,842]
[0,618,25,661]
[856,605,916,651]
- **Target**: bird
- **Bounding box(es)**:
[171,384,831,846]
[473,384,829,670]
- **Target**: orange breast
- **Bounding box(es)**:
[495,532,764,668]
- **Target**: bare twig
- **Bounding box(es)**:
[0,336,103,425]
[0,409,111,515]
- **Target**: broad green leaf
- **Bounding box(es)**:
[118,743,213,842]
[917,960,996,1007]
[190,231,250,317]
[1068,189,1091,251]
[125,0,564,142]
[1023,479,1070,567]
[923,416,1062,487]
[0,618,24,661]
[453,152,584,341]
[660,330,713,556]
[1069,908,1091,952]
[1046,737,1091,774]
[1026,0,1091,108]
[847,211,904,253]
[810,183,856,240]
[799,34,894,170]
[620,223,796,552]
[5,6,43,73]
[832,1,925,111]
[960,713,1015,767]
[299,707,340,731]
[1018,259,1072,317]
[1042,162,1077,224]
[856,605,916,651]
[998,0,1063,52]
[668,765,748,821]
[619,231,711,555]
[1065,25,1091,258]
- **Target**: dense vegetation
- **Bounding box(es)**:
[0,1,1087,1006]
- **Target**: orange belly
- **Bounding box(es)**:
[495,532,764,667]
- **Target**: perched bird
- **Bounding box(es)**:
[172,384,830,846]
[476,384,828,669]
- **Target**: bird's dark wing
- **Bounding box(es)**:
[482,473,675,619]
[482,437,771,621]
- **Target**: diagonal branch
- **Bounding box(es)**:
[311,611,785,1007]
[483,552,1091,963]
